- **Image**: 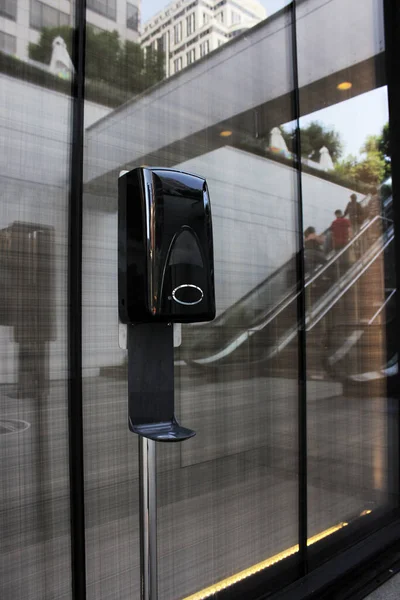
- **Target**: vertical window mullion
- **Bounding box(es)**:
[68,0,87,598]
[291,0,308,576]
[383,0,400,503]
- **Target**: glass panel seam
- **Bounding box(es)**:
[68,1,87,598]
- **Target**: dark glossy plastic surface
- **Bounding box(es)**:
[129,417,196,442]
[118,167,215,323]
[127,322,196,442]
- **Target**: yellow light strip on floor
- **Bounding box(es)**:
[183,522,348,600]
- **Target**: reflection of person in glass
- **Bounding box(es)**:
[330,210,351,276]
[304,226,325,275]
[330,210,351,250]
[344,193,364,236]
[304,226,328,305]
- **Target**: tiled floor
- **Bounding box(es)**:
[365,573,400,599]
[0,374,394,599]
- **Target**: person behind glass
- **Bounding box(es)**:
[344,193,364,236]
[304,226,325,275]
[304,227,327,302]
[330,209,351,277]
[304,226,324,251]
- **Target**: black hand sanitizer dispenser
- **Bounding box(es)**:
[118,167,215,441]
[119,167,215,324]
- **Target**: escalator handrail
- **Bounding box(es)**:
[236,216,392,333]
[196,215,391,340]
[191,224,393,365]
[262,225,394,342]
[193,197,385,335]
[256,230,395,363]
[199,215,339,329]
[368,288,396,325]
[305,215,392,289]
[306,227,394,330]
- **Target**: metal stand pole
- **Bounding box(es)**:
[139,436,158,600]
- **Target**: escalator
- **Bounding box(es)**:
[181,208,395,382]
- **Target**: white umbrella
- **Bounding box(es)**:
[269,127,289,152]
[319,146,334,171]
[49,36,74,78]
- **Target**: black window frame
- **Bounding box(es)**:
[0,0,17,21]
[126,2,139,32]
[86,0,117,22]
[30,0,70,31]
[0,29,16,53]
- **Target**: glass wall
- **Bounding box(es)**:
[0,0,74,598]
[82,1,301,599]
[82,0,398,597]
[0,0,398,599]
[295,0,397,563]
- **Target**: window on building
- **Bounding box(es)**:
[231,10,241,24]
[199,39,209,57]
[0,0,17,21]
[0,30,16,54]
[216,11,224,23]
[30,0,70,30]
[174,21,182,44]
[157,35,164,52]
[127,3,139,31]
[186,48,195,65]
[203,12,210,25]
[87,0,116,21]
[186,12,195,36]
[174,56,182,73]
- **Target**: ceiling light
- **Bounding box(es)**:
[220,130,233,137]
[337,81,352,91]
